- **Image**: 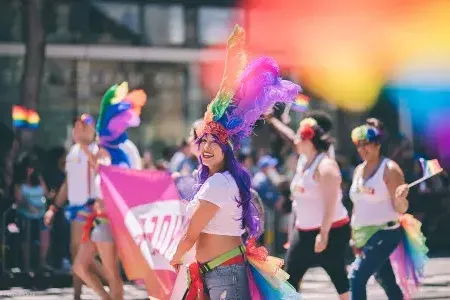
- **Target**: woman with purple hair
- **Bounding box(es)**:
[169,25,301,300]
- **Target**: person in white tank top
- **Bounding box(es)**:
[43,114,107,300]
[348,118,411,300]
[266,111,350,300]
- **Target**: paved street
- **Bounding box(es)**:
[1,257,450,299]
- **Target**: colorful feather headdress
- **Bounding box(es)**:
[200,25,301,149]
[96,81,146,146]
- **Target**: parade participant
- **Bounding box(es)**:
[349,118,428,300]
[266,111,350,299]
[14,152,51,272]
[169,25,301,299]
[73,82,146,300]
[44,113,107,300]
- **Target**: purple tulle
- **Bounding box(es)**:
[222,56,300,147]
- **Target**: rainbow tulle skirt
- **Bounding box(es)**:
[185,238,301,299]
[389,214,429,300]
[245,237,301,299]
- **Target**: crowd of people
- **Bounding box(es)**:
[0,27,449,300]
[1,109,449,298]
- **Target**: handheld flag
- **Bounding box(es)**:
[100,166,187,299]
[408,159,443,188]
[291,94,309,112]
[12,105,40,129]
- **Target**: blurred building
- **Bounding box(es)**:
[0,0,408,158]
[0,0,241,155]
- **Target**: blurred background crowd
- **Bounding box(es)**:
[1,0,450,288]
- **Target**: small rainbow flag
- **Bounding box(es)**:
[12,105,40,129]
[291,94,309,112]
[419,158,443,178]
[12,105,28,128]
[27,109,40,129]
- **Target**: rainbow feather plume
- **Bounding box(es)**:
[204,24,301,149]
[97,81,146,144]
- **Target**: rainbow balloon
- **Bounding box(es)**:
[291,94,309,112]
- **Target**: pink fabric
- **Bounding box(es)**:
[247,265,263,300]
[99,166,187,300]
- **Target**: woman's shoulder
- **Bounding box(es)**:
[383,158,403,178]
[207,172,233,187]
[318,156,341,176]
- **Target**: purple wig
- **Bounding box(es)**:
[193,134,261,239]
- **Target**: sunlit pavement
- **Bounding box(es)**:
[1,257,450,299]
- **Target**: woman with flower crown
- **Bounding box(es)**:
[265,111,350,299]
[169,25,302,299]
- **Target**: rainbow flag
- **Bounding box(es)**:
[419,158,443,178]
[12,105,40,129]
[27,109,40,129]
[100,166,187,299]
[291,94,309,112]
[12,105,28,128]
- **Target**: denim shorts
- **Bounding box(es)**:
[202,262,251,300]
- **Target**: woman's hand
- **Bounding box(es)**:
[314,232,329,253]
[394,184,409,213]
[169,256,182,272]
[395,184,409,200]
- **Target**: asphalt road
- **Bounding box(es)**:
[1,257,449,299]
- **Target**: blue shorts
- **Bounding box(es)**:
[65,199,95,223]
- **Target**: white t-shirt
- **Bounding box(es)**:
[187,171,245,236]
[65,143,98,206]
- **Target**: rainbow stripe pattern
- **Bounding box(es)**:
[389,214,429,300]
[245,238,301,299]
[419,158,443,178]
[291,94,309,112]
[12,105,40,129]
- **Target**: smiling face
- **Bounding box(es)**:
[355,141,381,162]
[199,134,225,170]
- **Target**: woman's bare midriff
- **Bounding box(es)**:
[195,232,243,263]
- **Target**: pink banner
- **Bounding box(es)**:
[99,166,187,299]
